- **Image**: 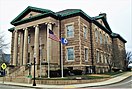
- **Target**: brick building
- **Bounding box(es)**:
[8,6,126,77]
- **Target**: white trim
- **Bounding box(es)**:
[65,46,75,62]
[83,23,88,39]
[65,22,74,38]
[84,46,89,61]
[78,17,82,65]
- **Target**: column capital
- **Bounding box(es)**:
[33,24,39,28]
[23,28,28,30]
[45,22,55,25]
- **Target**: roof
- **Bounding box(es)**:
[93,13,112,33]
[111,33,127,43]
[11,6,54,25]
[9,6,126,43]
[8,27,14,32]
[56,9,92,21]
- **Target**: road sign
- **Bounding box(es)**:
[1,63,7,70]
[61,38,68,45]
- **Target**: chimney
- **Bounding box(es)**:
[99,13,107,20]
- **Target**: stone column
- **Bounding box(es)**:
[34,25,39,65]
[19,32,24,65]
[23,28,28,65]
[13,30,18,66]
[31,25,39,77]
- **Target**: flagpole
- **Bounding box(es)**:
[61,43,64,78]
[47,23,50,78]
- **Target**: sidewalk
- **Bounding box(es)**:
[0,72,131,88]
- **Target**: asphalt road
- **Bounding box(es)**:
[0,84,37,89]
[89,76,132,88]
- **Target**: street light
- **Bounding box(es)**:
[33,57,36,86]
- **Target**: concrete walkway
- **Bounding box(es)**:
[0,72,131,88]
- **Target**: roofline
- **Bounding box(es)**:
[11,6,54,24]
[8,27,15,32]
[111,33,127,43]
[93,15,112,32]
[11,12,58,26]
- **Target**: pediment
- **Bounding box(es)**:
[97,19,106,28]
[21,11,42,20]
[11,6,53,25]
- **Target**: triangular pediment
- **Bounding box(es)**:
[11,6,53,25]
[97,19,106,28]
[21,11,42,20]
[93,15,112,32]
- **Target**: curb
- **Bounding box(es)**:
[0,72,131,88]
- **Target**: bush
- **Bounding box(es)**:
[46,70,60,77]
[57,69,71,77]
[71,70,82,75]
[112,68,120,72]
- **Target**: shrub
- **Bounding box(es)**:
[71,70,82,75]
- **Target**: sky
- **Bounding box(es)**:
[0,0,131,54]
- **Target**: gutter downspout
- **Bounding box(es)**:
[90,21,95,73]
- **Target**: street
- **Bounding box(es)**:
[0,84,36,89]
[89,76,132,88]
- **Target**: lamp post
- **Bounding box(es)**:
[33,57,36,86]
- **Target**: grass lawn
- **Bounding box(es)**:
[35,71,125,80]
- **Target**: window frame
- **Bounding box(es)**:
[84,47,89,61]
[100,32,103,44]
[65,23,74,38]
[66,46,75,61]
[95,28,98,42]
[96,50,100,63]
[83,24,88,39]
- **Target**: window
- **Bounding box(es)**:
[28,34,31,44]
[100,32,102,44]
[104,54,107,63]
[18,33,21,44]
[101,53,103,63]
[95,29,98,42]
[28,53,30,63]
[66,25,74,37]
[96,51,100,63]
[104,34,106,44]
[105,35,108,44]
[67,47,74,61]
[83,26,87,39]
[84,48,88,61]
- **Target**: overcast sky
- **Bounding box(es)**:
[0,0,131,53]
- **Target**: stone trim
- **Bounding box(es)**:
[65,46,75,62]
[65,22,74,38]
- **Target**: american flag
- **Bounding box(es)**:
[49,29,60,42]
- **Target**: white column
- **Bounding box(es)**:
[47,23,52,78]
[23,28,28,65]
[13,30,18,66]
[34,25,39,65]
[19,32,24,65]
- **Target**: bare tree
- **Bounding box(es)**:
[0,32,9,64]
[107,58,114,72]
[126,51,132,64]
[0,32,9,50]
[124,51,132,70]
